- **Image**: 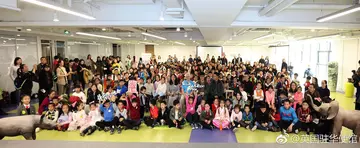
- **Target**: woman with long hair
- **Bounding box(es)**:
[317,80,330,98]
[56,60,68,95]
[10,57,22,105]
[167,74,180,108]
[95,56,104,78]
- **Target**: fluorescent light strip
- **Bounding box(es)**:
[141,32,167,40]
[76,32,121,40]
[139,42,159,45]
[310,34,340,40]
[254,34,274,41]
[317,5,360,22]
[0,37,26,41]
[21,0,96,20]
[71,42,101,45]
[174,41,185,45]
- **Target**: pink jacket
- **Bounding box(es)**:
[265,90,275,105]
[294,92,303,104]
[185,94,198,116]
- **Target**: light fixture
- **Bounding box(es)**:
[26,29,32,31]
[253,34,274,41]
[139,42,159,45]
[311,29,316,32]
[70,34,74,36]
[76,32,121,40]
[176,27,180,32]
[102,28,106,31]
[21,0,96,20]
[53,12,59,22]
[184,32,188,38]
[70,41,100,45]
[128,32,131,37]
[300,34,340,41]
[17,34,20,37]
[193,40,195,43]
[144,36,147,40]
[317,4,360,22]
[189,36,192,40]
[341,36,346,38]
[233,32,237,37]
[159,11,164,21]
[141,32,167,40]
[229,37,233,40]
[3,40,6,43]
[174,41,185,45]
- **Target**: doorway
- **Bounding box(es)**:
[145,45,154,56]
[41,40,53,69]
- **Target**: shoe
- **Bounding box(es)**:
[194,123,199,129]
[233,127,238,133]
[237,125,241,128]
[177,125,183,129]
[97,126,102,131]
[110,128,115,135]
[117,127,122,134]
[251,126,257,131]
[87,129,93,135]
[133,126,139,130]
[62,128,67,132]
[80,132,85,137]
[295,129,299,134]
[160,120,165,126]
[198,124,203,129]
[151,125,155,129]
[35,127,41,133]
[282,129,287,135]
[306,128,310,135]
[210,125,214,130]
[104,127,110,132]
[191,123,195,129]
[246,125,250,129]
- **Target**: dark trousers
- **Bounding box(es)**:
[82,126,97,135]
[123,119,141,129]
[186,113,199,124]
[168,119,185,128]
[355,103,360,110]
[231,121,241,129]
[144,117,157,126]
[96,117,118,129]
[140,106,145,119]
[298,121,313,131]
[279,120,299,132]
[200,120,213,130]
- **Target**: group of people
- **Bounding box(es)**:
[9,52,334,137]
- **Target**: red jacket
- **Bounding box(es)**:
[211,104,218,115]
[150,106,159,119]
[127,96,140,121]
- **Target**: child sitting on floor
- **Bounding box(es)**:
[225,99,233,116]
[68,101,89,135]
[233,93,245,110]
[239,105,253,129]
[16,95,36,116]
[297,101,313,135]
[115,101,127,134]
[124,98,141,130]
[230,105,242,132]
[144,99,158,128]
[196,99,206,115]
[270,106,280,129]
[81,103,103,136]
[96,99,117,135]
[279,99,299,134]
[157,101,169,126]
[199,104,214,130]
[43,103,59,127]
[169,100,185,129]
[211,97,219,114]
[185,91,199,129]
[253,103,273,131]
[213,100,230,129]
[57,104,72,131]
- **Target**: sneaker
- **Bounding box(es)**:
[133,126,139,130]
[281,129,287,135]
[246,125,250,129]
[110,128,115,135]
[104,127,110,132]
[117,127,122,134]
[210,125,214,130]
[194,123,199,129]
[232,127,238,133]
[191,123,195,129]
[251,126,257,131]
[237,125,241,128]
[177,125,183,129]
[80,132,85,137]
[295,129,299,134]
[198,123,203,129]
[306,128,310,135]
[160,119,165,126]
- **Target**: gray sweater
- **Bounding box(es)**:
[115,108,128,119]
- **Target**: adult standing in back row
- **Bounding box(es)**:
[208,72,224,104]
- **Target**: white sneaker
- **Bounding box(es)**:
[295,129,299,134]
[233,128,238,132]
[191,123,195,129]
[35,127,41,133]
[246,125,250,129]
[251,126,257,131]
[282,129,287,135]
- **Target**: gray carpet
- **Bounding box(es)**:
[0,141,359,148]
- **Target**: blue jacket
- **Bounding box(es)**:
[279,106,298,124]
[116,85,128,97]
[242,111,253,122]
[100,103,115,122]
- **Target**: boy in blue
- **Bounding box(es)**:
[116,79,128,98]
[239,105,254,129]
[96,99,119,135]
[279,99,299,134]
[181,73,194,111]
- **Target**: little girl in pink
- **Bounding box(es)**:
[68,101,89,134]
[293,86,303,109]
[212,100,230,129]
[265,86,275,108]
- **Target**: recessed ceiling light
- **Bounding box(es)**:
[128,32,131,37]
[189,36,192,40]
[70,34,74,36]
[159,11,164,21]
[3,40,6,43]
[76,32,121,40]
[102,28,106,31]
[17,34,20,37]
[311,29,315,32]
[229,37,233,40]
[176,27,180,32]
[184,32,188,38]
[26,29,32,31]
[53,12,59,22]
[144,36,147,40]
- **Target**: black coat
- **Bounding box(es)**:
[16,71,37,95]
[255,109,270,124]
[209,79,224,97]
[38,70,53,91]
[157,107,169,121]
[87,89,102,104]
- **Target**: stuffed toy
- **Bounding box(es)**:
[0,115,56,140]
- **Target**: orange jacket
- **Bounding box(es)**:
[150,106,159,119]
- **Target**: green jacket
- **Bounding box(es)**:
[200,110,214,121]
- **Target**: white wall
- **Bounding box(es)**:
[67,43,113,60]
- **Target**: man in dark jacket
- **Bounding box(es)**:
[208,72,224,104]
[253,103,272,131]
[16,64,37,100]
[281,59,288,72]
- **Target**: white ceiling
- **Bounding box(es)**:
[0,0,359,46]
